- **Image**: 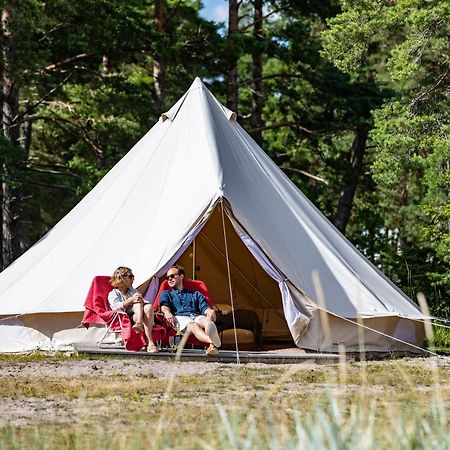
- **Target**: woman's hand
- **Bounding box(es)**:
[125,294,143,308]
[131,293,144,304]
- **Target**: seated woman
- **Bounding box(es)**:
[108,266,159,353]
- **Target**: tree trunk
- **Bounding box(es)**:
[333,125,369,235]
[1,6,21,268]
[101,54,111,74]
[227,0,239,115]
[250,0,264,146]
[153,0,166,111]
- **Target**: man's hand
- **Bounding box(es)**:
[161,306,175,327]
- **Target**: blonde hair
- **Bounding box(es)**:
[110,266,132,289]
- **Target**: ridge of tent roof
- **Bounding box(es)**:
[161,77,237,123]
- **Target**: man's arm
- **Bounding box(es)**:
[198,292,216,321]
[160,292,176,327]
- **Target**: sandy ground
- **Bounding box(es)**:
[1,354,447,379]
[0,358,225,427]
[0,358,222,378]
[1,355,448,427]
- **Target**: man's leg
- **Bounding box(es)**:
[184,322,213,344]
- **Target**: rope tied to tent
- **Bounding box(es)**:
[312,272,445,358]
[325,311,443,357]
[220,199,240,364]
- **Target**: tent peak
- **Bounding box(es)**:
[189,77,237,122]
[189,77,204,90]
[161,77,237,123]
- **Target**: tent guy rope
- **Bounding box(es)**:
[220,200,241,364]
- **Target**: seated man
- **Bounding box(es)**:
[159,265,221,356]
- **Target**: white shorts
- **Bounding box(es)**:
[175,314,205,332]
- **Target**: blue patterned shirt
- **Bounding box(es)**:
[159,289,209,316]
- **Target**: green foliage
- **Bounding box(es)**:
[431,326,450,350]
[323,0,450,315]
[243,1,382,229]
[7,0,222,247]
[2,0,447,318]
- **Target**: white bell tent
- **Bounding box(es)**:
[0,78,425,353]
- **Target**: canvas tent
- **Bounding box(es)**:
[0,78,425,353]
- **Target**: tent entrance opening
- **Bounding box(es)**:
[175,206,294,350]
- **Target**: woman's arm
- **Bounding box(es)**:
[108,289,125,310]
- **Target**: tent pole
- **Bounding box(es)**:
[220,199,240,364]
[192,238,196,279]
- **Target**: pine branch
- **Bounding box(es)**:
[239,6,283,33]
[26,161,81,178]
[14,72,74,125]
[249,121,315,135]
[28,114,105,160]
[240,73,303,86]
[280,166,329,185]
[43,52,95,72]
[26,179,76,193]
[38,22,69,42]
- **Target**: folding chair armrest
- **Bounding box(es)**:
[104,309,127,328]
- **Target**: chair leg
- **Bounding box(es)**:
[98,326,110,348]
[98,328,124,348]
[98,311,124,348]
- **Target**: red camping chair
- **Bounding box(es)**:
[154,279,214,348]
[81,275,166,351]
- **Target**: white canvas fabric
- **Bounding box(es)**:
[0,78,425,352]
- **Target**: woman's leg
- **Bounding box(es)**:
[143,304,157,349]
[132,303,144,326]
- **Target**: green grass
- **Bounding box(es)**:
[0,354,449,449]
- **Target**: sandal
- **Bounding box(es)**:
[132,322,144,333]
[147,342,159,353]
[205,344,219,356]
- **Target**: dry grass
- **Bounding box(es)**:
[0,353,449,449]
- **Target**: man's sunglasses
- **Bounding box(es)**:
[124,274,134,279]
[166,273,179,280]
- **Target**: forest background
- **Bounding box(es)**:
[0,0,448,318]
